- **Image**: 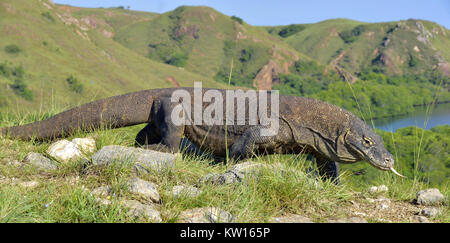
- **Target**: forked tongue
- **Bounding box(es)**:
[390,167,406,178]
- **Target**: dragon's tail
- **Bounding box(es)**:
[0,89,164,140]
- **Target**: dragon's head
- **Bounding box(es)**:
[344,119,405,177]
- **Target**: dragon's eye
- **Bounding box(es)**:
[363,136,374,146]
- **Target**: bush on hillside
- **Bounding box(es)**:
[278,24,306,38]
[165,52,189,67]
[66,75,84,94]
[11,78,33,101]
[4,44,21,54]
[231,16,244,24]
[41,12,55,22]
[339,25,367,43]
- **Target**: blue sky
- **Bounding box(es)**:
[53,0,450,28]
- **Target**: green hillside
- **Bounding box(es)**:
[0,0,224,114]
[269,18,450,78]
[109,6,307,88]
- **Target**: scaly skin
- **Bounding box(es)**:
[1,88,396,183]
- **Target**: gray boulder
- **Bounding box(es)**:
[171,185,202,198]
[127,178,160,203]
[122,200,161,222]
[23,152,58,171]
[269,214,313,223]
[178,207,234,223]
[92,145,177,173]
[416,188,445,205]
[198,172,239,185]
[421,207,439,217]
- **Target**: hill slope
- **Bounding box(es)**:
[109,6,309,89]
[0,0,223,113]
[268,18,450,78]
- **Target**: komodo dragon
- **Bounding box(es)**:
[0,88,405,183]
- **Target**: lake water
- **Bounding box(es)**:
[373,102,450,132]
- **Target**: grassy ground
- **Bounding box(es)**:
[0,111,448,223]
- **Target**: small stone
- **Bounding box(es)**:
[348,217,368,223]
[178,207,234,223]
[7,160,22,167]
[369,186,378,194]
[227,161,265,180]
[379,203,390,210]
[198,172,239,185]
[269,214,313,223]
[128,178,160,203]
[91,185,112,197]
[72,137,96,153]
[327,218,347,223]
[171,185,202,198]
[421,207,439,217]
[367,198,375,203]
[416,188,445,205]
[353,212,367,217]
[413,215,429,223]
[369,185,388,194]
[92,145,176,173]
[122,200,161,222]
[378,185,388,192]
[95,197,111,206]
[23,152,58,170]
[47,140,82,162]
[19,180,39,189]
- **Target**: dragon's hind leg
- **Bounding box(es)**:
[134,97,184,153]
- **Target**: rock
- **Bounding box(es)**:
[178,207,234,223]
[122,200,161,222]
[23,152,58,170]
[171,185,202,198]
[92,145,176,173]
[199,162,286,186]
[47,140,82,162]
[328,217,368,223]
[72,137,96,153]
[379,203,390,210]
[416,188,445,205]
[128,178,160,203]
[198,172,239,185]
[269,214,313,223]
[421,207,439,217]
[327,218,347,223]
[95,197,111,206]
[19,180,39,189]
[348,217,368,223]
[227,161,265,180]
[6,160,22,167]
[413,215,429,223]
[369,186,378,194]
[91,185,112,197]
[378,185,388,192]
[369,185,388,194]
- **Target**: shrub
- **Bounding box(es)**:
[11,78,33,101]
[41,12,55,22]
[0,63,11,77]
[239,48,254,63]
[4,44,21,54]
[165,52,189,67]
[231,16,244,24]
[66,75,84,94]
[339,25,367,43]
[409,54,418,67]
[278,24,306,38]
